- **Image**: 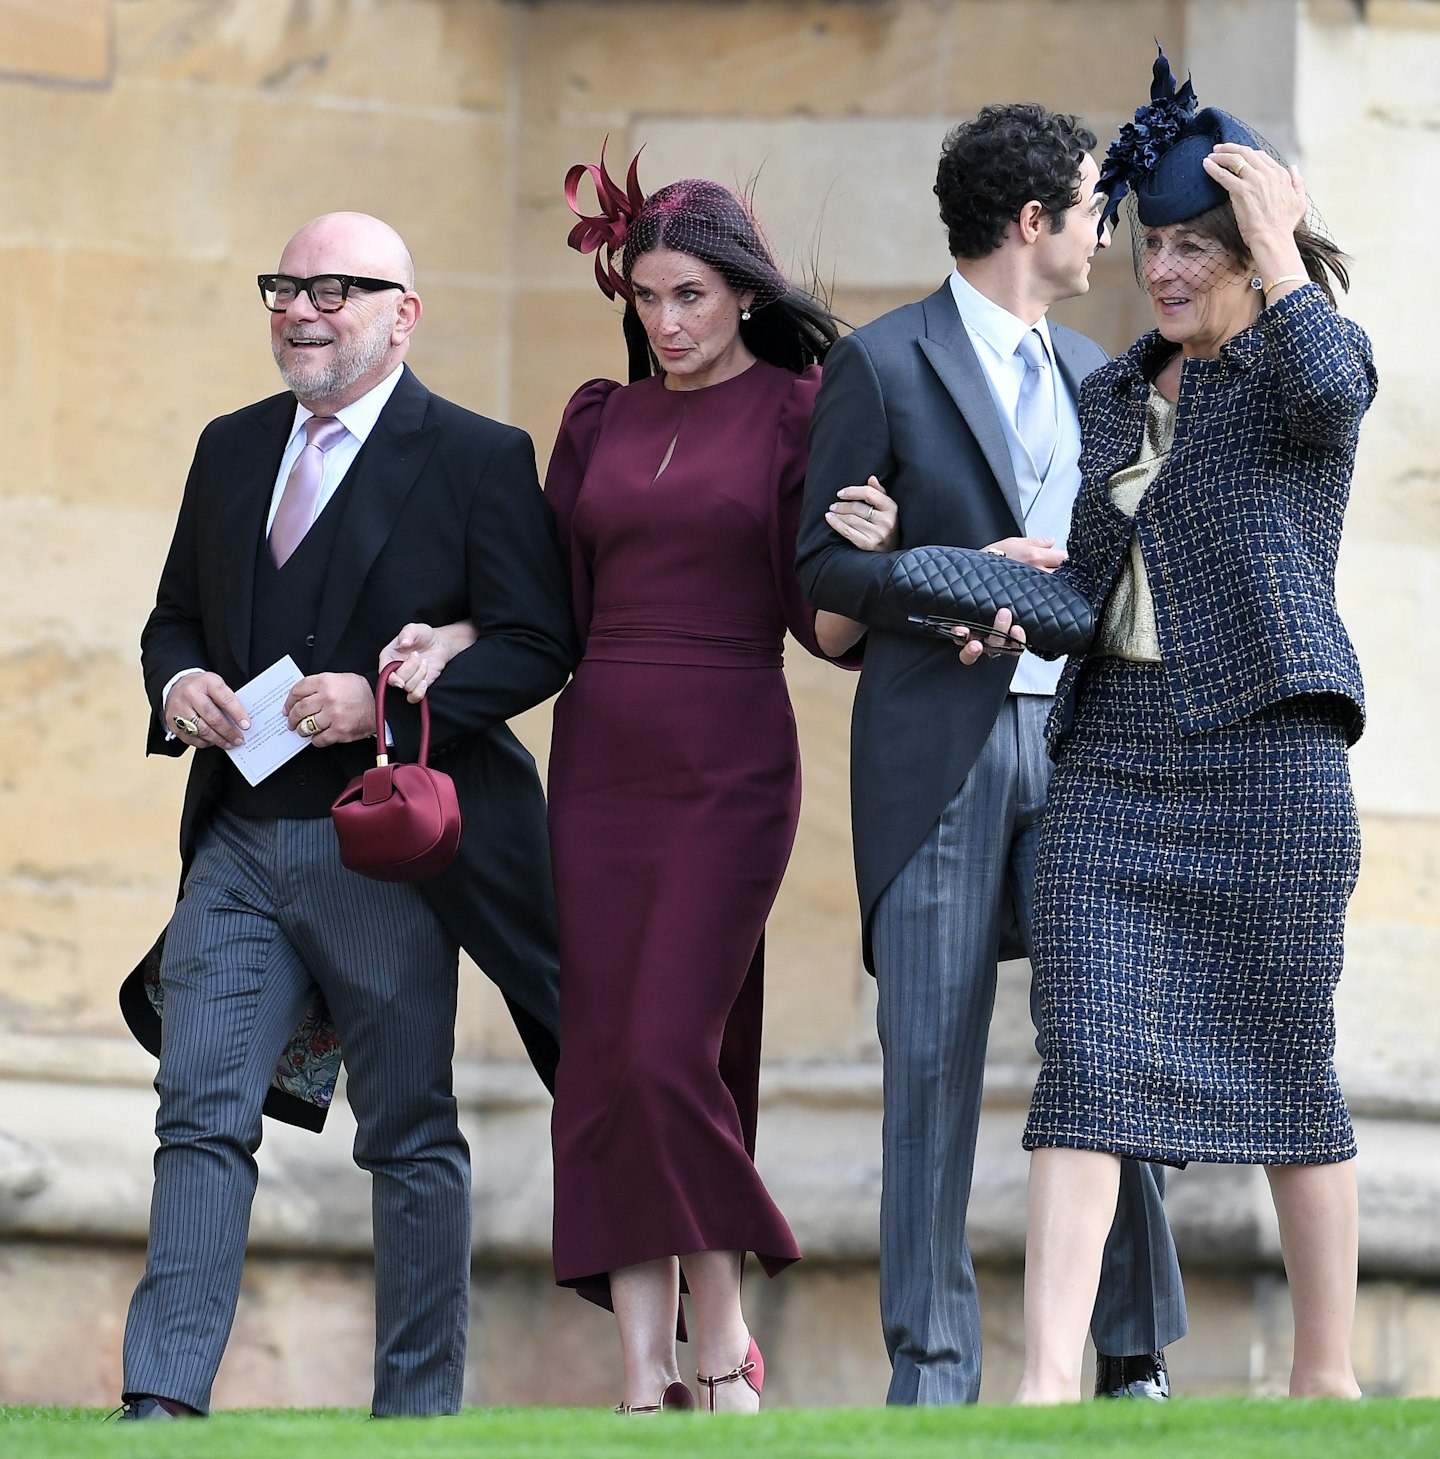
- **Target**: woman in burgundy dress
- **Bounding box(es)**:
[544,152,899,1415]
[384,151,895,1413]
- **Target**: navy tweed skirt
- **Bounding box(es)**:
[1024,659,1359,1165]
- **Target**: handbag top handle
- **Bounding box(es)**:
[374,660,431,769]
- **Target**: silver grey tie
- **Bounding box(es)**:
[1015,329,1057,477]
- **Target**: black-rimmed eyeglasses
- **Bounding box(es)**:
[258,273,407,313]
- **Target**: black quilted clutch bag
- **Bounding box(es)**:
[878,545,1094,657]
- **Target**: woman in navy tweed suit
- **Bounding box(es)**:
[995,53,1378,1403]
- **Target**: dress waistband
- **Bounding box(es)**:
[583,604,783,669]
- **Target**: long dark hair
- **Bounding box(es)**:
[618,178,841,383]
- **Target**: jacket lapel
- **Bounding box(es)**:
[311,367,440,665]
[915,284,1025,528]
[218,395,296,677]
[1049,326,1093,409]
[1086,333,1159,489]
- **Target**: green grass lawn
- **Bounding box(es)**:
[2,1400,1438,1459]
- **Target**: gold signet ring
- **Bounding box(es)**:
[173,715,199,736]
[299,715,319,738]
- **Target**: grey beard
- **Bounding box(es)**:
[273,317,393,403]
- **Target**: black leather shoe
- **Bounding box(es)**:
[1094,1350,1170,1400]
[112,1396,203,1420]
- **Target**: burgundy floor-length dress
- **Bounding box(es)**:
[544,359,845,1304]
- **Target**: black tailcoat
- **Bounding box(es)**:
[122,367,577,1128]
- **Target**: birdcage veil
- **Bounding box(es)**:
[1098,46,1347,303]
[565,138,840,381]
[566,142,789,309]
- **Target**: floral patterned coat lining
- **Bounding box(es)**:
[142,952,343,1115]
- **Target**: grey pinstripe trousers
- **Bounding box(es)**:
[121,810,470,1416]
[871,694,1187,1405]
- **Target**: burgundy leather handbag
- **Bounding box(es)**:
[331,661,462,882]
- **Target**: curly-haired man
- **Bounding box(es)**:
[797,104,1187,1405]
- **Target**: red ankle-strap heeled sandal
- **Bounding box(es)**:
[697,1336,764,1411]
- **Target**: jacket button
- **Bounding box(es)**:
[305,634,316,646]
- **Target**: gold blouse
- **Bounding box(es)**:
[1095,386,1175,663]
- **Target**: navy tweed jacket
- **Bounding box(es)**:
[1048,282,1378,750]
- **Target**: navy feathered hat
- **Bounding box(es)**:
[1098,45,1265,232]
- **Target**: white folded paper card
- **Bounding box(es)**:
[224,655,310,787]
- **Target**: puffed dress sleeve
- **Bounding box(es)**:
[769,364,864,667]
[543,378,621,650]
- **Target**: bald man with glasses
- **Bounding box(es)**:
[115,212,575,1419]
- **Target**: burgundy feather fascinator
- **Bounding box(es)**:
[564,137,646,303]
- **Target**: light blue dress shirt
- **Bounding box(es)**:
[947,269,1082,696]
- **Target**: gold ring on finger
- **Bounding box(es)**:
[299,715,319,738]
[173,714,199,737]
[1233,160,1247,175]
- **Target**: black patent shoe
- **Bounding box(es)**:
[110,1395,203,1420]
[1094,1350,1170,1400]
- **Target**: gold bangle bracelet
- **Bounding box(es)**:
[1263,273,1308,299]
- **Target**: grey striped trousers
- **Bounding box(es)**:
[121,810,469,1416]
[870,694,1187,1405]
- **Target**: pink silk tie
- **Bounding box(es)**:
[269,415,349,567]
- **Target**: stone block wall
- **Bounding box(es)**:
[1,0,1436,1407]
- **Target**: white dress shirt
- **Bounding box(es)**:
[264,364,406,534]
[161,365,408,719]
[947,269,1082,696]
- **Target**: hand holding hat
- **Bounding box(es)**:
[1204,143,1306,241]
[1204,142,1310,301]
